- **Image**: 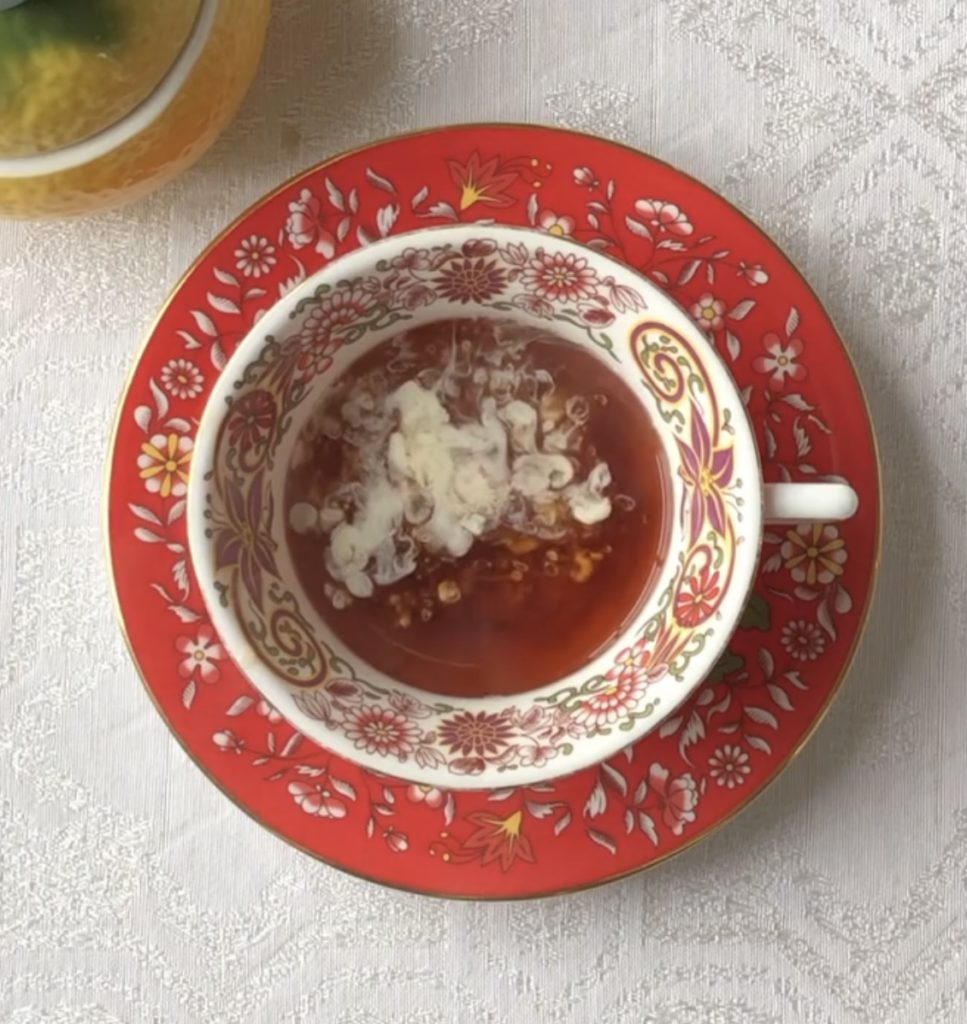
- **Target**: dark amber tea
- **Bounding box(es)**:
[285,318,670,697]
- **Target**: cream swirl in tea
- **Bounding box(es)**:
[285,318,670,697]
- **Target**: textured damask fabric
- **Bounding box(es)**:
[1,1,965,1021]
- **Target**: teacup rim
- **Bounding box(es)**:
[187,223,765,789]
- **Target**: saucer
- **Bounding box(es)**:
[106,124,880,898]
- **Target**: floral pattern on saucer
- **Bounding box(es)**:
[108,125,879,898]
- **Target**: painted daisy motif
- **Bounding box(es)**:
[781,524,847,586]
[234,234,277,278]
[708,745,751,788]
[522,248,599,303]
[781,619,827,661]
[344,705,421,760]
[433,257,507,304]
[160,359,204,400]
[674,566,722,627]
[137,433,192,498]
[438,711,514,758]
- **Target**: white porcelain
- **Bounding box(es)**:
[187,224,858,790]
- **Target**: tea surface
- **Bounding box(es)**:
[285,318,670,696]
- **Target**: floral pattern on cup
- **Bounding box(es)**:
[199,235,744,780]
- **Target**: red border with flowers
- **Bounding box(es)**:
[201,232,748,782]
[108,125,879,897]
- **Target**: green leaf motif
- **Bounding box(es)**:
[707,649,745,684]
[739,591,771,631]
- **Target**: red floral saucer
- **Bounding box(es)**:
[107,124,880,898]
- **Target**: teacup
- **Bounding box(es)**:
[187,225,857,790]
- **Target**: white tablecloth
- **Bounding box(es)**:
[2,1,964,1021]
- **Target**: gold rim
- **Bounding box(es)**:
[103,121,883,901]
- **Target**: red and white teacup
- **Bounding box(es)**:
[188,224,856,790]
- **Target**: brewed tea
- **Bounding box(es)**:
[285,318,669,697]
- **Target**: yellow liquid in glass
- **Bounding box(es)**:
[0,0,270,217]
[0,0,202,157]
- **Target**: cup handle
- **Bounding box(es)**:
[763,482,858,523]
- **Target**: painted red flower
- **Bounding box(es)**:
[461,238,498,258]
[634,199,694,237]
[539,705,589,744]
[288,780,346,818]
[578,302,615,327]
[600,275,646,313]
[438,711,514,758]
[676,407,734,546]
[297,334,341,378]
[175,626,223,683]
[390,246,431,272]
[738,261,769,285]
[434,257,507,303]
[384,829,409,853]
[517,741,559,767]
[414,744,447,770]
[646,763,698,835]
[602,645,642,684]
[511,292,555,319]
[285,188,336,258]
[692,293,726,331]
[573,166,598,189]
[537,209,575,237]
[522,249,600,303]
[213,472,278,607]
[343,705,420,760]
[500,241,529,267]
[753,332,807,390]
[447,151,521,210]
[674,565,722,626]
[402,284,436,309]
[406,784,445,807]
[574,672,648,730]
[299,286,374,346]
[226,390,275,452]
[388,690,433,718]
[461,810,535,870]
